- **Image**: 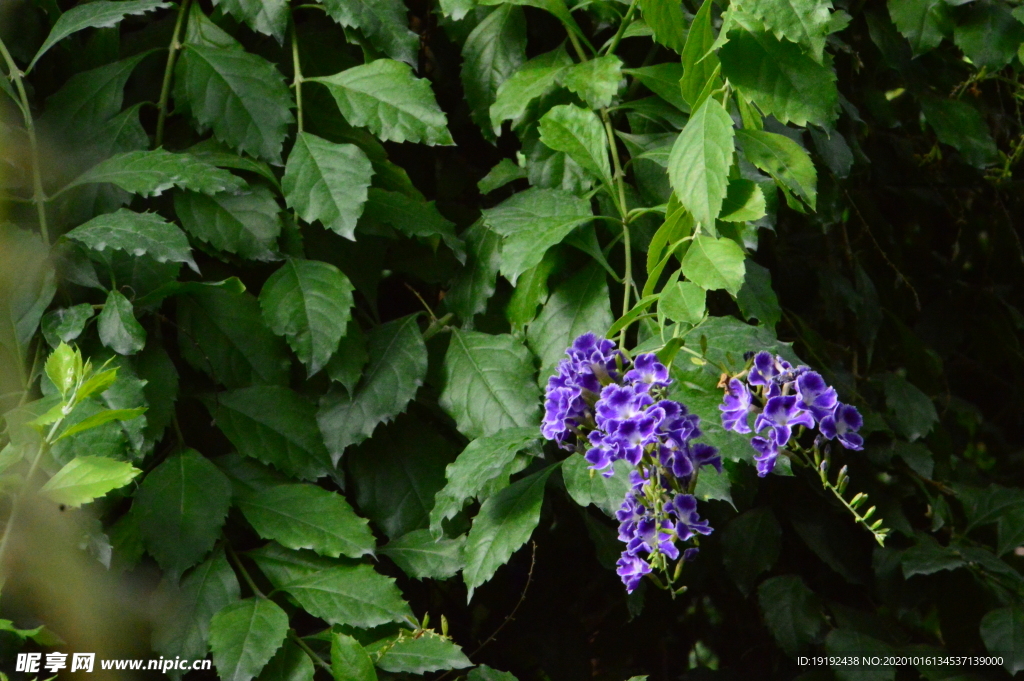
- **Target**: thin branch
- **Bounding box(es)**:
[155,0,192,148]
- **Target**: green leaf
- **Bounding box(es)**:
[238,484,375,559]
[681,235,746,295]
[639,0,687,53]
[259,258,355,376]
[625,63,687,112]
[468,665,519,681]
[174,186,282,262]
[538,105,612,184]
[919,98,998,168]
[668,97,735,230]
[175,43,294,163]
[430,427,540,537]
[560,55,623,109]
[39,52,151,135]
[27,0,170,72]
[719,179,767,222]
[309,60,453,145]
[490,47,573,130]
[44,342,79,396]
[722,507,781,596]
[97,289,146,356]
[719,25,838,127]
[283,133,373,239]
[562,454,631,517]
[212,386,333,481]
[55,407,146,442]
[680,0,719,108]
[380,529,465,580]
[274,562,413,627]
[882,374,937,442]
[320,0,419,65]
[737,261,781,328]
[757,575,826,658]
[901,537,964,578]
[376,634,472,674]
[825,630,895,681]
[42,304,94,348]
[317,315,427,462]
[186,139,282,189]
[439,329,541,440]
[326,322,368,394]
[526,263,613,374]
[65,209,198,273]
[209,598,289,681]
[953,2,1024,70]
[481,188,593,285]
[332,632,377,681]
[478,159,527,194]
[736,129,817,210]
[259,641,314,681]
[979,607,1024,675]
[64,149,245,198]
[213,0,288,42]
[178,285,291,388]
[446,221,503,321]
[153,548,240,663]
[887,0,952,55]
[694,464,733,506]
[363,189,466,262]
[660,281,706,324]
[135,449,233,576]
[507,252,559,332]
[737,0,832,62]
[461,4,527,139]
[38,455,140,508]
[997,506,1024,557]
[464,464,556,599]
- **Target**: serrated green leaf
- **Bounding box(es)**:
[332,632,377,681]
[660,281,706,324]
[723,507,781,596]
[318,315,427,462]
[464,465,556,599]
[28,0,170,72]
[310,60,453,145]
[527,262,613,374]
[258,640,314,681]
[320,0,419,65]
[980,607,1024,674]
[681,235,746,295]
[737,260,781,328]
[478,159,527,194]
[430,427,540,537]
[736,129,817,209]
[363,189,465,262]
[668,97,735,230]
[135,449,232,576]
[175,186,282,262]
[381,529,466,580]
[506,251,558,332]
[919,97,998,168]
[63,149,245,198]
[538,104,611,185]
[326,321,367,394]
[887,0,951,56]
[446,221,503,321]
[65,209,197,272]
[439,329,541,440]
[720,25,838,127]
[882,374,937,442]
[490,47,573,130]
[639,0,687,53]
[953,2,1024,70]
[38,52,151,135]
[719,179,767,222]
[259,258,354,375]
[283,133,373,239]
[625,63,687,112]
[737,0,832,62]
[560,55,622,109]
[211,386,333,481]
[41,304,94,348]
[275,562,413,627]
[468,666,519,681]
[694,464,733,506]
[758,575,826,658]
[213,0,288,41]
[462,4,527,139]
[238,484,375,559]
[210,598,289,681]
[97,289,146,356]
[481,188,593,285]
[376,634,472,674]
[562,454,631,517]
[681,0,719,107]
[38,455,140,507]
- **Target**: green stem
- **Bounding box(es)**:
[289,631,331,671]
[604,0,640,57]
[567,30,588,62]
[291,20,304,133]
[601,109,633,345]
[155,0,192,149]
[225,541,266,599]
[0,37,49,243]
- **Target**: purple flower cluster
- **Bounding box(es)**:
[719,352,864,477]
[542,333,719,593]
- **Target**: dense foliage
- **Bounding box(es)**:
[1,0,1023,678]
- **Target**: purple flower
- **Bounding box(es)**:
[754,395,814,446]
[666,494,713,540]
[542,333,623,448]
[682,547,700,562]
[796,371,838,422]
[719,378,753,433]
[819,403,864,450]
[751,435,779,477]
[628,517,679,560]
[616,553,651,593]
[595,384,653,427]
[748,351,780,386]
[624,353,671,392]
[690,442,722,473]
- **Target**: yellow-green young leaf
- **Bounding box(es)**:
[376,634,472,674]
[735,0,833,62]
[490,47,573,130]
[212,0,288,42]
[27,0,170,71]
[639,0,687,53]
[63,149,245,198]
[97,290,146,356]
[680,0,719,108]
[210,598,289,681]
[283,133,373,239]
[538,105,612,185]
[681,235,746,295]
[332,633,377,681]
[42,304,94,348]
[39,456,140,508]
[76,368,119,403]
[66,209,198,273]
[236,483,375,559]
[320,0,419,65]
[45,342,79,397]
[660,281,706,324]
[259,258,355,376]
[625,64,687,112]
[560,55,623,109]
[310,60,454,146]
[380,529,466,580]
[736,129,817,209]
[668,97,735,230]
[719,179,767,222]
[55,408,146,442]
[462,4,527,140]
[174,186,282,262]
[888,0,952,56]
[464,464,557,600]
[527,263,613,374]
[439,330,541,440]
